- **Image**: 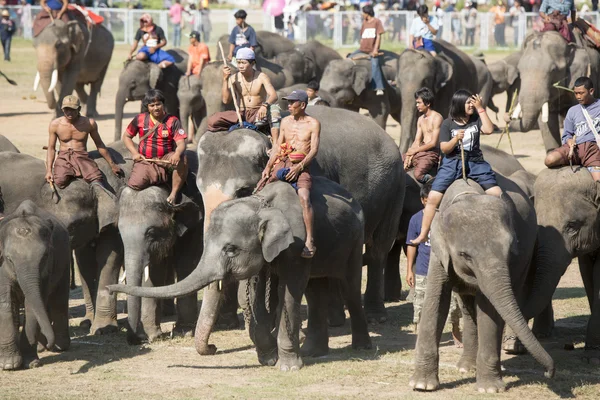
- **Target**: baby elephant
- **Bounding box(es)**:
[0,200,71,370]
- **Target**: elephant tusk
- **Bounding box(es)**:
[511,103,522,120]
[144,265,149,282]
[119,270,126,284]
[33,71,40,92]
[48,69,58,93]
[541,102,549,123]
[218,280,222,291]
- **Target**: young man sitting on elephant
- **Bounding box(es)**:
[45,95,122,192]
[258,90,320,258]
[186,30,210,76]
[128,14,175,69]
[409,5,439,56]
[539,0,575,42]
[122,89,188,205]
[544,76,600,181]
[404,87,442,184]
[411,90,502,245]
[207,48,279,137]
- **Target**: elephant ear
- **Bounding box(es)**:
[67,21,85,54]
[149,63,163,89]
[432,219,451,273]
[171,198,202,237]
[257,208,294,263]
[507,64,519,86]
[91,184,119,232]
[352,65,370,96]
[434,56,453,92]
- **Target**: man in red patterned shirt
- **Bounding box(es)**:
[122,89,188,204]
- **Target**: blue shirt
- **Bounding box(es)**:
[46,0,64,10]
[406,210,431,276]
[562,99,600,145]
[228,25,258,56]
[539,0,575,16]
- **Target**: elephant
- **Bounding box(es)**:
[508,31,600,151]
[177,74,206,141]
[487,51,521,115]
[296,40,343,82]
[117,150,204,344]
[319,50,401,129]
[33,19,113,118]
[0,200,71,370]
[215,31,296,61]
[396,41,494,153]
[0,144,124,336]
[0,135,19,153]
[109,177,372,370]
[409,174,555,392]
[190,106,404,356]
[522,167,600,363]
[114,49,188,140]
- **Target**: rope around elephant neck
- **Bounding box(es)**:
[450,190,480,205]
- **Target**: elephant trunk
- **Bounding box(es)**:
[399,92,419,153]
[179,103,191,136]
[114,88,128,142]
[15,272,55,349]
[123,251,148,337]
[194,281,222,355]
[480,266,555,378]
[37,65,57,111]
[509,83,549,132]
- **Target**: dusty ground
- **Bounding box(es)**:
[0,40,598,399]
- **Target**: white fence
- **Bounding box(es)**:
[5,6,600,51]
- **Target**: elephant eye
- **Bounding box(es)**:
[565,221,582,235]
[458,252,472,262]
[223,244,239,258]
[235,186,253,198]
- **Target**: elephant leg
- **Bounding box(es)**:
[140,261,168,343]
[74,244,98,331]
[69,253,76,290]
[247,269,279,366]
[532,302,555,339]
[56,66,79,116]
[475,291,505,393]
[48,274,71,352]
[409,252,452,391]
[91,228,122,335]
[173,229,201,336]
[75,83,89,110]
[457,294,478,373]
[216,281,240,330]
[301,278,329,357]
[327,278,346,327]
[85,65,108,118]
[162,268,176,317]
[0,297,22,370]
[581,253,600,364]
[384,241,403,302]
[364,243,388,323]
[344,243,372,350]
[538,111,561,151]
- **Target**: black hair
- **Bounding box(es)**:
[234,9,247,19]
[414,87,434,107]
[362,5,374,17]
[574,76,594,90]
[314,99,330,107]
[307,80,319,91]
[417,5,429,17]
[142,89,166,113]
[449,89,473,121]
[420,183,431,199]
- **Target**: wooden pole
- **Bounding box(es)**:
[218,42,244,127]
[496,88,519,155]
[460,138,467,182]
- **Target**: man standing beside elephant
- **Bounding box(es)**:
[123,89,188,205]
[45,95,122,191]
[539,0,575,42]
[544,77,600,181]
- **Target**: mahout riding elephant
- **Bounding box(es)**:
[396,41,493,153]
[118,150,203,344]
[410,174,555,392]
[522,167,600,364]
[114,49,188,140]
[319,50,401,129]
[33,19,113,118]
[0,200,71,370]
[508,31,600,150]
[487,51,521,115]
[109,178,372,370]
[177,74,206,140]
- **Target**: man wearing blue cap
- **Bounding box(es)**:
[258,89,320,258]
[207,47,278,135]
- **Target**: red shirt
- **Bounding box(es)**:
[126,113,187,159]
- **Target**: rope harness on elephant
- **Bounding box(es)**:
[450,190,480,205]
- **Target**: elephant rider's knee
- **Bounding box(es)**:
[544,150,564,168]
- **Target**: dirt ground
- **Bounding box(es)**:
[0,40,598,399]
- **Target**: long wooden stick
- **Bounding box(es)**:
[460,139,467,182]
[218,42,244,126]
[496,88,518,155]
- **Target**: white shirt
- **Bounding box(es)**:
[410,16,439,40]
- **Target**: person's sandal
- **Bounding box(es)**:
[301,245,317,259]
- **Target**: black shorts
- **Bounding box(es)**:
[431,157,497,193]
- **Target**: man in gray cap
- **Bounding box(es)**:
[258,89,320,258]
[207,47,278,136]
[45,95,122,190]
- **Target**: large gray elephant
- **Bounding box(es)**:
[396,41,493,153]
[487,51,521,114]
[114,49,188,140]
[522,167,600,363]
[319,51,401,129]
[508,31,600,150]
[177,74,206,140]
[296,40,343,82]
[109,177,372,370]
[409,175,554,392]
[33,19,113,118]
[118,150,203,344]
[0,200,71,370]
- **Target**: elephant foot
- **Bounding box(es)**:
[409,369,440,391]
[79,318,92,331]
[37,343,47,353]
[456,356,476,373]
[257,347,279,367]
[364,305,387,324]
[23,356,41,370]
[476,375,506,393]
[126,329,146,346]
[0,354,22,370]
[215,312,240,330]
[53,336,70,352]
[351,334,372,350]
[582,347,600,365]
[92,323,120,336]
[327,306,346,327]
[145,327,165,343]
[300,337,329,357]
[276,353,303,371]
[503,335,526,355]
[171,324,194,339]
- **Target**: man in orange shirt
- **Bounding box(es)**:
[186,30,210,76]
[490,0,507,47]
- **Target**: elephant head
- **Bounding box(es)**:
[320,59,370,108]
[0,201,59,351]
[523,168,600,320]
[177,75,205,137]
[114,60,153,140]
[33,20,86,113]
